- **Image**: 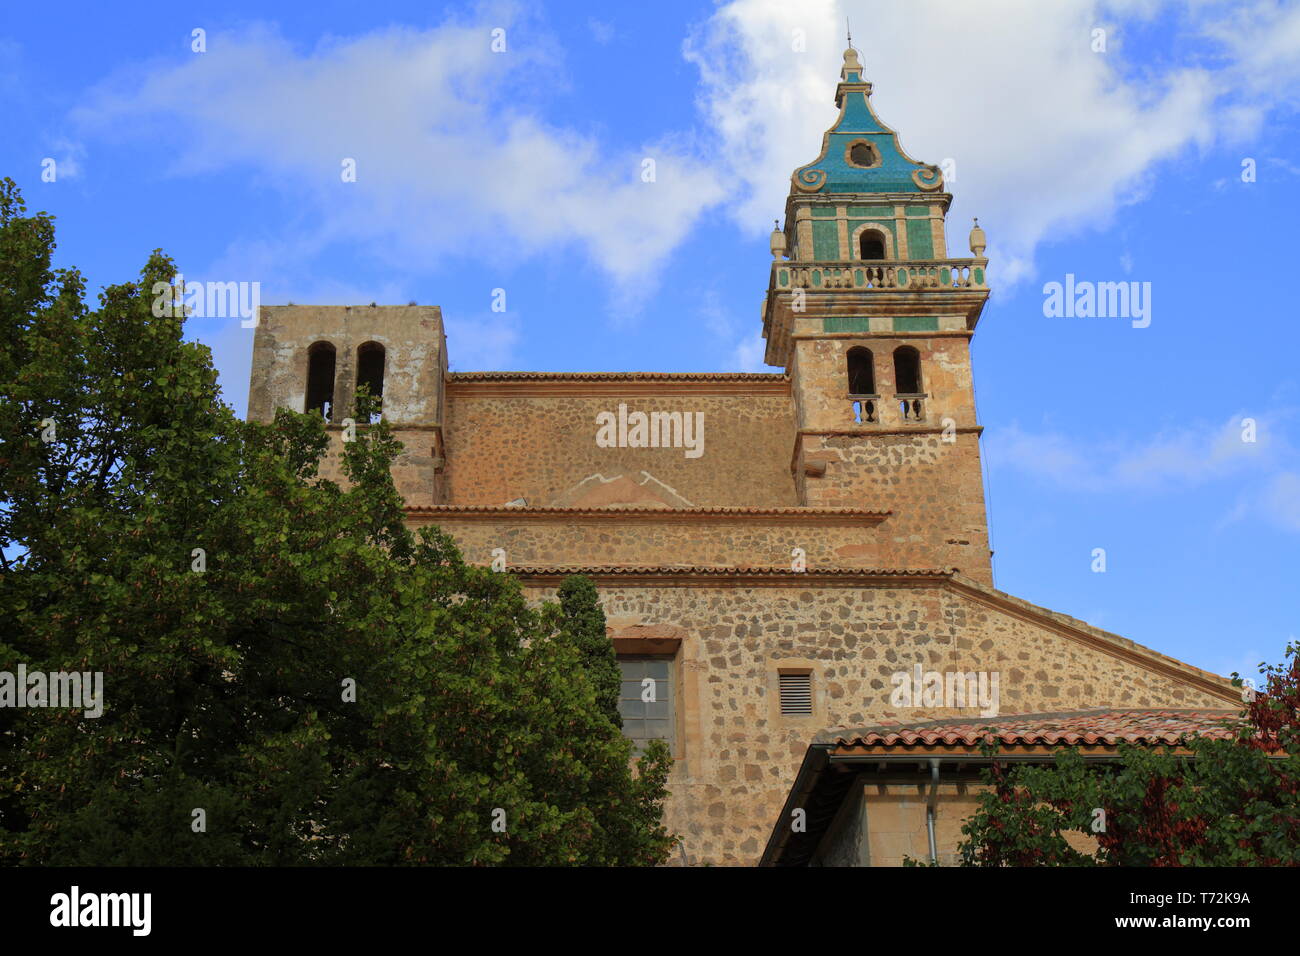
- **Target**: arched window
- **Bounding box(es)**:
[847,347,878,424]
[893,346,923,395]
[305,341,336,420]
[859,230,886,260]
[846,347,875,396]
[356,341,385,422]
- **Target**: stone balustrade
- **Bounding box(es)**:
[772,258,987,293]
[897,394,926,423]
[850,397,878,424]
[848,394,927,425]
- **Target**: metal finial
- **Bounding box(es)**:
[847,18,852,49]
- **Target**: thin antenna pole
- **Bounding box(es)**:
[847,18,853,49]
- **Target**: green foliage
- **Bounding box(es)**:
[557,575,622,728]
[0,179,675,865]
[958,644,1300,866]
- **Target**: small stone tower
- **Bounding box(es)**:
[762,47,994,583]
[246,304,448,506]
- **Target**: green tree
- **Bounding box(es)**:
[0,179,675,865]
[958,644,1300,866]
[557,574,622,728]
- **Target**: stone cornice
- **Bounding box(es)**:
[506,565,950,588]
[791,329,974,341]
[797,425,984,438]
[446,372,791,398]
[450,371,789,381]
[325,422,442,431]
[405,505,891,526]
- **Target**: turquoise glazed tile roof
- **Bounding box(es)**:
[792,53,943,196]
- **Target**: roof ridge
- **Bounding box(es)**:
[506,565,950,576]
[448,371,790,381]
[405,504,890,516]
[818,706,1243,742]
[820,707,1247,748]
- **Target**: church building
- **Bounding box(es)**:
[247,48,1239,865]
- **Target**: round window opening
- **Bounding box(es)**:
[847,141,878,168]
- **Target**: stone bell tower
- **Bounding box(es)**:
[246,303,448,507]
[762,47,994,584]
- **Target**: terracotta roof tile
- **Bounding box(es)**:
[405,505,890,517]
[447,371,789,382]
[822,708,1244,748]
[505,565,951,578]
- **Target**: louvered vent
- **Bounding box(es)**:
[779,672,813,716]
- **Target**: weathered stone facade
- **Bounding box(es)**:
[245,49,1238,864]
[518,572,1230,864]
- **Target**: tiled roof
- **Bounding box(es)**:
[447,371,789,382]
[505,565,951,578]
[822,708,1244,749]
[763,707,1253,866]
[404,505,890,518]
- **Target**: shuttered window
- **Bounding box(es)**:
[779,672,813,716]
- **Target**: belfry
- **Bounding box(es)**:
[765,44,994,582]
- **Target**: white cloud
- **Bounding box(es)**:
[692,287,772,371]
[987,413,1284,492]
[683,0,1298,285]
[58,2,1300,314]
[730,332,768,372]
[1266,156,1300,179]
[1261,472,1300,532]
[73,16,725,289]
[444,311,522,370]
[588,18,616,46]
[986,410,1300,536]
[44,139,85,181]
[1203,0,1300,105]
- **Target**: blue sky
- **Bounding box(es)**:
[3,0,1298,681]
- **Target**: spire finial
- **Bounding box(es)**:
[770,218,787,259]
[841,17,863,79]
[969,218,987,257]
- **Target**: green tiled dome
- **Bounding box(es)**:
[791,50,943,196]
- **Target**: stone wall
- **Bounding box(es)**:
[248,304,446,426]
[813,782,870,867]
[248,305,448,508]
[314,426,445,508]
[521,574,1234,865]
[411,509,892,570]
[441,378,798,508]
[790,333,977,433]
[797,431,992,582]
[787,331,991,582]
